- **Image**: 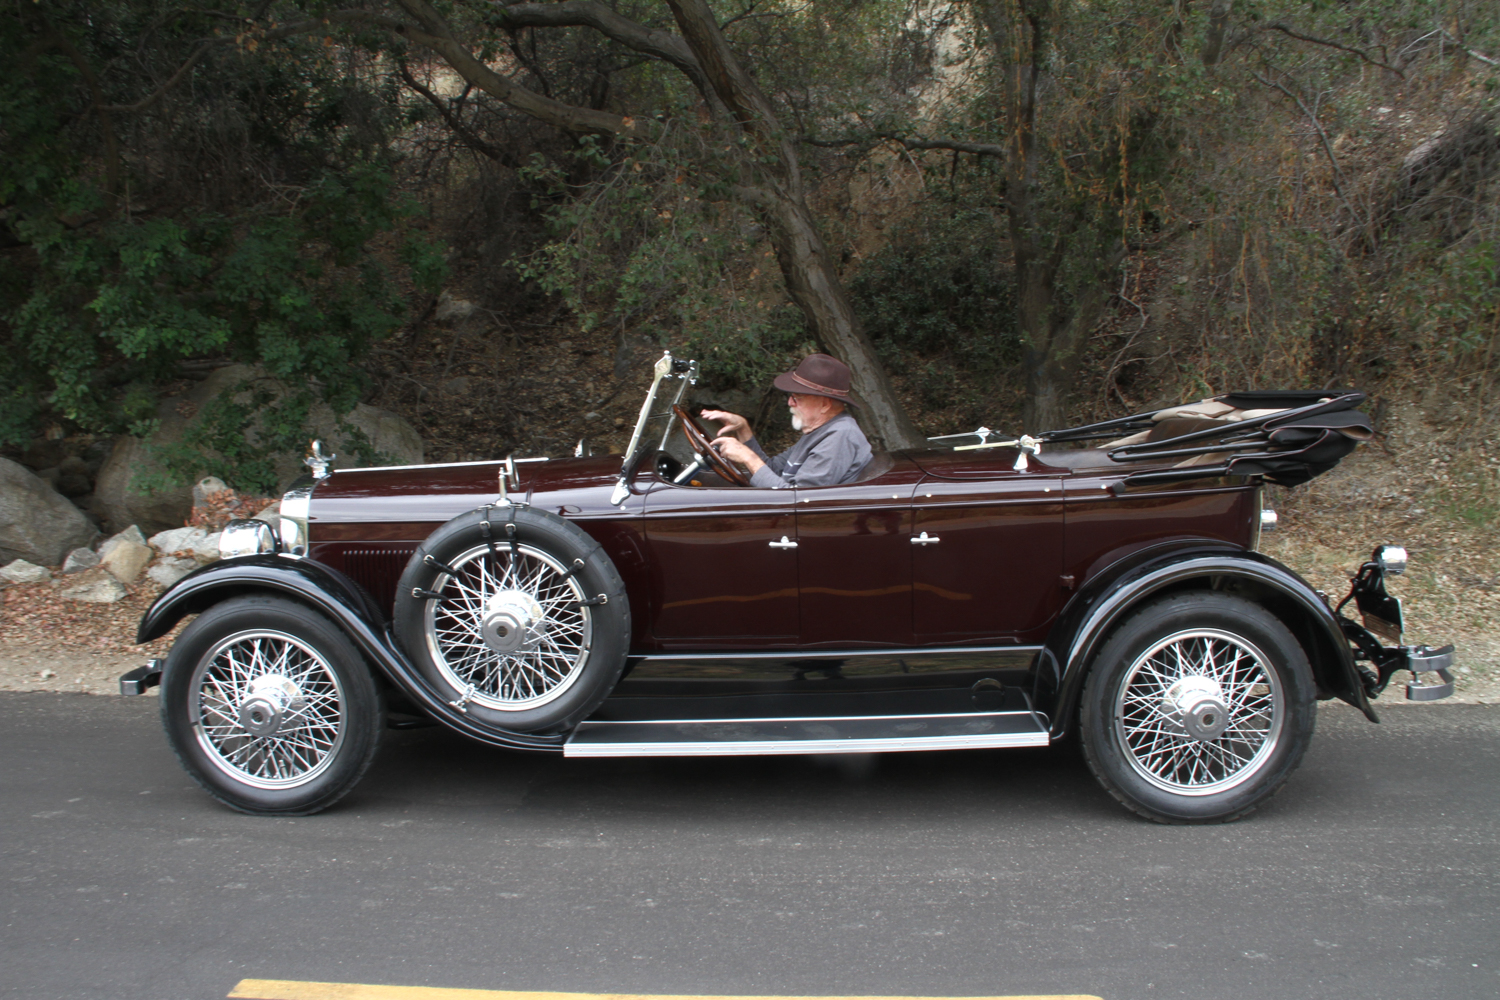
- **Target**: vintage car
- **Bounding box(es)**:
[121,353,1454,823]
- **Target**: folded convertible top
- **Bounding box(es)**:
[1041,390,1373,488]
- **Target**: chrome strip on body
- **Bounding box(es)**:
[564,710,1049,757]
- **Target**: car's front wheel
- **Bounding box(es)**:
[160,595,383,816]
[1079,591,1317,824]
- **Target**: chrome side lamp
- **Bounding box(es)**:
[1376,545,1408,576]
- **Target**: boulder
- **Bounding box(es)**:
[148,526,209,556]
[147,557,197,588]
[0,458,98,565]
[191,531,222,564]
[101,537,153,584]
[61,548,101,574]
[93,365,424,534]
[192,476,228,504]
[99,525,148,560]
[252,500,280,524]
[1,559,52,584]
[58,566,128,603]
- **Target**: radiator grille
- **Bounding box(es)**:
[342,546,418,617]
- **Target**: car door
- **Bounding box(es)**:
[910,452,1066,643]
[793,455,922,647]
[643,481,799,645]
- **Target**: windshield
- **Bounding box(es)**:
[620,351,698,471]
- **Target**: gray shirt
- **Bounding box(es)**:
[746,411,873,489]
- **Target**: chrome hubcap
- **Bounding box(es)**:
[1115,629,1284,796]
[481,590,548,655]
[237,674,306,736]
[1163,675,1230,742]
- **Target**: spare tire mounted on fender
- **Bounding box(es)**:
[393,505,631,733]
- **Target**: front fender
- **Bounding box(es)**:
[137,555,565,752]
[1036,543,1374,740]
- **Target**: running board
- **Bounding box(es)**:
[564,711,1050,757]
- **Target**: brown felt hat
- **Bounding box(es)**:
[772,353,861,407]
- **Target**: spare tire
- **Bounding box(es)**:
[393,505,631,733]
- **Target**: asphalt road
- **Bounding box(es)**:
[3,691,1498,1000]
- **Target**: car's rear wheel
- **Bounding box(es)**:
[1079,591,1317,824]
[392,506,631,734]
[160,595,383,816]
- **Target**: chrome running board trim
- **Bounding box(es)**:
[564,710,1049,757]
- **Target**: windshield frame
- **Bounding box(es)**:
[610,351,698,503]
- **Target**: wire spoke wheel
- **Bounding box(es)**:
[190,629,347,790]
[423,542,592,712]
[1114,628,1284,796]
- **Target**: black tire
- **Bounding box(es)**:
[160,595,383,816]
[1079,591,1317,824]
[392,505,631,734]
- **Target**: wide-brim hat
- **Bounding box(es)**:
[772,353,862,407]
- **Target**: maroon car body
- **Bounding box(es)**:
[125,355,1454,822]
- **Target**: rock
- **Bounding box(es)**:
[57,566,128,603]
[434,290,477,322]
[61,548,101,574]
[22,435,69,471]
[440,377,472,397]
[148,526,209,556]
[101,538,153,584]
[147,557,197,588]
[94,365,425,531]
[191,531,222,564]
[1,559,52,584]
[93,436,193,536]
[252,501,280,524]
[584,411,602,422]
[57,473,92,497]
[58,455,88,477]
[99,525,148,559]
[192,476,228,504]
[39,669,57,680]
[0,458,98,566]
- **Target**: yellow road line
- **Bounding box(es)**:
[228,982,1101,1000]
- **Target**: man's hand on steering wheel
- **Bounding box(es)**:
[710,435,763,475]
[700,408,752,442]
[671,405,751,486]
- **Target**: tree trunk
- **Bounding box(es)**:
[763,193,925,451]
[665,0,924,451]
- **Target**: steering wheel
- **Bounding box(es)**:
[672,405,751,486]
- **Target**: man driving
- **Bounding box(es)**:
[702,353,873,489]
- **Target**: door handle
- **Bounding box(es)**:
[911,531,940,546]
[768,536,798,550]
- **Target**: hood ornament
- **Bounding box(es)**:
[305,440,336,479]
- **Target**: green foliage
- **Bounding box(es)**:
[0,4,449,492]
[512,126,809,389]
[851,206,1019,365]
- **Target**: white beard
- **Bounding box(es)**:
[790,414,804,432]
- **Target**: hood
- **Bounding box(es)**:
[309,455,625,526]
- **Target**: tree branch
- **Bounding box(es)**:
[1441,30,1500,67]
[393,0,635,136]
[1265,22,1405,77]
[397,62,519,167]
[102,41,210,114]
[492,1,710,96]
[1250,70,1356,218]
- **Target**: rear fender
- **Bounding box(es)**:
[138,555,565,752]
[1036,544,1373,740]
